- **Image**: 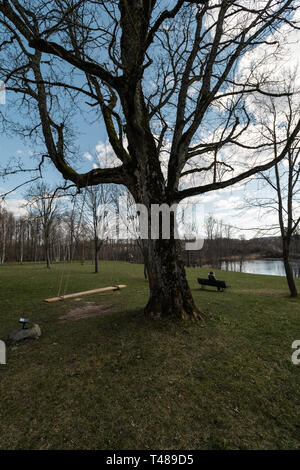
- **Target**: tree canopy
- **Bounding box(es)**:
[1,0,300,201]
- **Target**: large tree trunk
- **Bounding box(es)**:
[121,78,205,321]
[283,239,298,297]
[127,171,205,321]
[144,237,203,320]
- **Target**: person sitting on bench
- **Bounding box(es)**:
[208,271,222,291]
[198,274,228,291]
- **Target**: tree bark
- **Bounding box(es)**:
[126,135,204,321]
[283,239,298,297]
[144,237,204,320]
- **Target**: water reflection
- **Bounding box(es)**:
[220,259,300,278]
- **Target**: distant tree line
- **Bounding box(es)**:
[1,194,299,272]
[0,199,146,267]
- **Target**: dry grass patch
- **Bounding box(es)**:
[59,302,115,322]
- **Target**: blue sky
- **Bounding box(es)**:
[1,1,300,240]
[0,99,107,198]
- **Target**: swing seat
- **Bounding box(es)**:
[44,285,126,303]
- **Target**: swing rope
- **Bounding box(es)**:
[53,183,126,302]
[57,188,87,298]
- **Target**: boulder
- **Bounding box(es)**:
[9,324,41,342]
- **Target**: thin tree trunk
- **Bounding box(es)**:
[142,242,149,279]
[137,239,149,279]
[94,236,99,273]
[283,240,298,297]
[1,221,6,264]
[45,239,51,269]
[20,234,23,264]
[81,240,85,265]
[144,262,148,279]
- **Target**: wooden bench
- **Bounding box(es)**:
[197,277,228,292]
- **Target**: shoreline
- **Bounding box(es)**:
[218,254,300,262]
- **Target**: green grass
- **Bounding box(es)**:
[0,260,300,450]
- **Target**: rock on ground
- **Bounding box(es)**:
[9,324,41,342]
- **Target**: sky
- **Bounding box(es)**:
[1,1,300,240]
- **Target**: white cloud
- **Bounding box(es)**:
[199,193,220,204]
[213,195,242,212]
[2,199,27,217]
[95,139,125,168]
[84,152,93,161]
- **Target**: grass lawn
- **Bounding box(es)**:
[0,260,299,450]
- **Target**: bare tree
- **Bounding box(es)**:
[204,214,218,267]
[62,199,83,262]
[25,182,61,268]
[119,189,150,278]
[1,1,300,319]
[245,73,300,296]
[83,184,114,273]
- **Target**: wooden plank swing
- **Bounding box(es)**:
[44,285,126,303]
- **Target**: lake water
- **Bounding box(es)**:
[220,259,300,278]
